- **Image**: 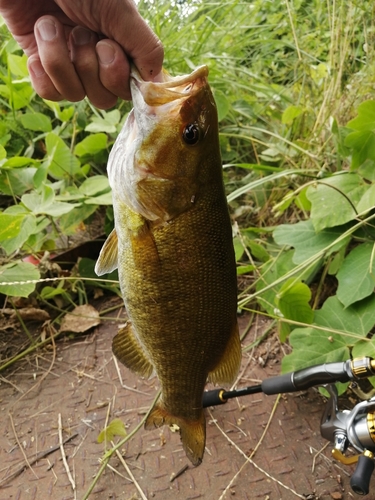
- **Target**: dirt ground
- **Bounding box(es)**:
[0,298,371,500]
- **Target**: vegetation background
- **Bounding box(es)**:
[1,0,375,393]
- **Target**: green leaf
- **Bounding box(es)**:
[20,112,52,132]
[0,214,25,240]
[74,133,108,157]
[7,54,29,77]
[59,204,98,235]
[357,183,375,214]
[0,261,40,297]
[306,173,367,231]
[347,100,375,132]
[214,90,230,122]
[0,167,37,195]
[345,130,375,169]
[21,184,77,216]
[84,192,113,205]
[79,175,110,196]
[281,105,303,125]
[21,184,54,213]
[273,220,350,264]
[97,418,127,444]
[276,278,314,341]
[1,214,37,255]
[282,294,375,379]
[45,132,81,179]
[85,110,121,134]
[336,243,375,307]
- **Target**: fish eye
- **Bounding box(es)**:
[182,123,200,145]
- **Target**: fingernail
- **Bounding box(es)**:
[72,27,92,46]
[97,42,115,65]
[29,58,45,77]
[37,19,57,41]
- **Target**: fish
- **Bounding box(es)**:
[95,64,241,466]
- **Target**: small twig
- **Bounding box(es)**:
[8,412,39,480]
[58,413,76,494]
[113,356,150,395]
[0,432,78,486]
[312,441,330,472]
[113,445,148,500]
[170,464,189,482]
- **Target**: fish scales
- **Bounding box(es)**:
[96,65,241,466]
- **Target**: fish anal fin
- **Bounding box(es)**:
[208,322,241,385]
[145,403,205,466]
[95,229,119,276]
[112,322,154,378]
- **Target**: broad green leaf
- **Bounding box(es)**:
[276,278,314,341]
[255,250,317,315]
[0,144,6,160]
[1,214,37,255]
[2,156,36,168]
[357,183,375,214]
[20,112,52,132]
[85,110,121,134]
[307,173,367,231]
[336,243,375,307]
[21,184,77,216]
[214,90,230,122]
[0,261,40,297]
[43,100,74,122]
[79,175,110,196]
[7,54,28,77]
[0,167,37,195]
[74,133,108,157]
[282,294,375,382]
[273,220,350,264]
[45,132,81,179]
[22,184,55,213]
[347,100,375,132]
[84,192,113,205]
[0,214,24,240]
[345,130,375,169]
[281,105,303,124]
[40,285,67,300]
[97,418,127,444]
[59,204,98,235]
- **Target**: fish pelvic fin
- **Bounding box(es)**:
[145,403,206,466]
[95,229,118,276]
[208,321,242,385]
[112,322,154,378]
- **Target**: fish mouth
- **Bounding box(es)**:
[130,65,209,107]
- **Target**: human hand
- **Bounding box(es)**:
[0,0,164,108]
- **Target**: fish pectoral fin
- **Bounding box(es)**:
[112,322,154,378]
[145,404,206,466]
[95,229,119,276]
[208,322,242,385]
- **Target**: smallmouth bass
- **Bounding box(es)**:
[95,65,241,466]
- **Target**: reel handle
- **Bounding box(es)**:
[350,453,374,496]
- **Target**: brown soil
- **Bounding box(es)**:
[0,299,369,500]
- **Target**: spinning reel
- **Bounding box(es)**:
[203,356,375,496]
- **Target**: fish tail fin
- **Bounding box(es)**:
[145,403,206,466]
[208,321,241,385]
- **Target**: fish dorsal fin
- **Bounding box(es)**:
[112,322,154,378]
[208,321,241,385]
[95,229,119,276]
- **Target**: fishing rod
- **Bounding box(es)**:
[203,356,375,496]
